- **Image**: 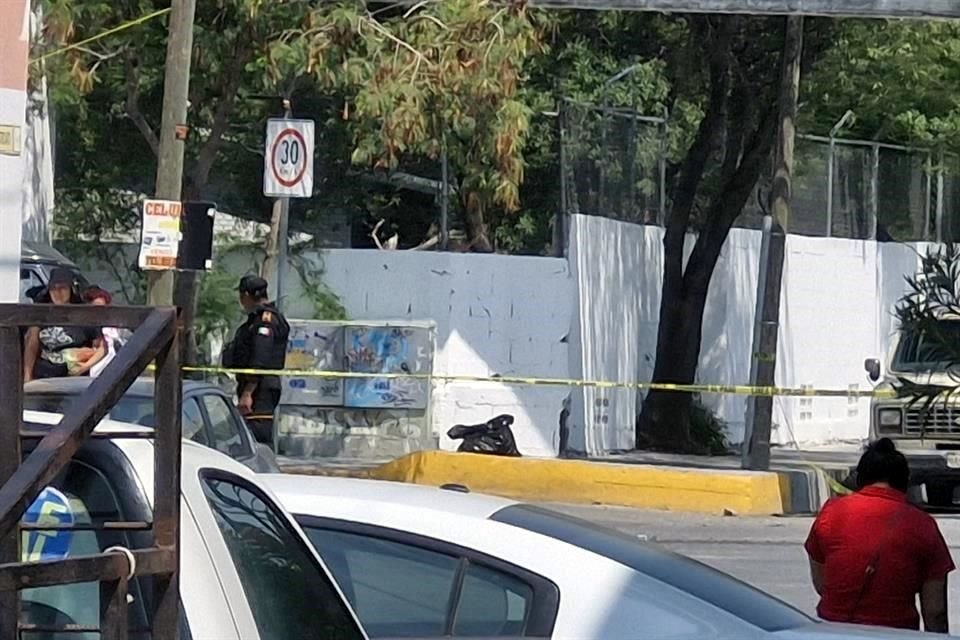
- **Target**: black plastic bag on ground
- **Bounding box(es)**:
[447,414,521,457]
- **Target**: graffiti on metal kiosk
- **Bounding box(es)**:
[283,322,344,406]
[345,326,430,409]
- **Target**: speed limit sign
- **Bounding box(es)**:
[263,118,315,198]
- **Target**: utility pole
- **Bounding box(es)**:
[147,0,197,307]
[440,143,450,250]
[743,15,803,471]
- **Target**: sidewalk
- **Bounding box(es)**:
[276,447,854,516]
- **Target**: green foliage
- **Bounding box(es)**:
[192,235,347,363]
[195,264,244,358]
[891,245,960,409]
[289,249,348,321]
[52,189,147,304]
[804,21,960,150]
[689,396,730,456]
[292,0,545,250]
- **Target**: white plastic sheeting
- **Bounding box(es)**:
[568,214,934,454]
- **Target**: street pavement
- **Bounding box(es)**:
[543,503,960,634]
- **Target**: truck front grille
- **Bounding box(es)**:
[905,406,960,435]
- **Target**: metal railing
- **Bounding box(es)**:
[0,304,181,640]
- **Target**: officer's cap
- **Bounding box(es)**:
[237,275,269,296]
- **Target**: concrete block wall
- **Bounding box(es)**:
[277,250,575,458]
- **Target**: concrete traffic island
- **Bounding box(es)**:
[365,451,788,516]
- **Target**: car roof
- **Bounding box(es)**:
[21,241,78,267]
[263,474,518,521]
[23,410,257,506]
[24,377,217,397]
[115,433,258,509]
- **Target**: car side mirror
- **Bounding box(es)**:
[864,358,881,382]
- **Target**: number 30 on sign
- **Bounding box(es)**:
[263,118,315,198]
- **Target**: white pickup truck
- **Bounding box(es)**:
[21,410,367,640]
[865,317,960,507]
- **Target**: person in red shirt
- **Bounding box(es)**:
[805,438,954,633]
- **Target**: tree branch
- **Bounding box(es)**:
[189,39,248,192]
[125,53,159,156]
[684,96,779,293]
[661,15,735,299]
[668,16,735,233]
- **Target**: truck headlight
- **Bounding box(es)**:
[877,408,903,434]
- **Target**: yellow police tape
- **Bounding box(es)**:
[166,363,863,497]
[171,364,896,400]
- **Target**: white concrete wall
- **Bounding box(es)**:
[81,244,575,457]
[285,250,575,458]
[69,215,938,456]
[0,0,29,302]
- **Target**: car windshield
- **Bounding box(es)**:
[24,393,204,442]
[892,319,960,372]
[25,393,156,426]
[491,505,812,633]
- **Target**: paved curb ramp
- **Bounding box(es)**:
[366,451,788,516]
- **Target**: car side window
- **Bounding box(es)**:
[20,268,43,303]
[200,395,251,459]
[201,474,363,640]
[183,398,208,446]
[304,526,537,638]
[20,462,150,640]
[454,563,533,636]
[305,527,460,638]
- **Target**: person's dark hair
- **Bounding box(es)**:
[237,275,269,301]
[856,438,910,492]
[82,286,112,305]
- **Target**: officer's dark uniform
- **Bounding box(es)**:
[224,276,290,445]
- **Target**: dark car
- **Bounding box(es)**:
[23,377,280,473]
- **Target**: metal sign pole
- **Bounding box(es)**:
[263,102,315,458]
[275,100,293,315]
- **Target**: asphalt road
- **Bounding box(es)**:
[543,504,960,633]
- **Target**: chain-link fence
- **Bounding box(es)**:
[560,99,666,225]
[787,136,960,242]
[561,102,960,242]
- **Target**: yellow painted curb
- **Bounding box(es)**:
[370,451,786,516]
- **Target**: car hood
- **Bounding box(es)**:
[776,622,936,639]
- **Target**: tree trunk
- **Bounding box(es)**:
[637,240,717,453]
[633,15,816,453]
[463,191,494,252]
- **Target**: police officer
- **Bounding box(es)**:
[224,275,290,445]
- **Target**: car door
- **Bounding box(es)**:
[194,390,280,473]
[15,441,230,640]
[18,457,154,639]
[295,516,559,639]
[183,467,367,640]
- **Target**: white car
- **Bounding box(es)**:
[266,475,938,640]
[20,411,367,640]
